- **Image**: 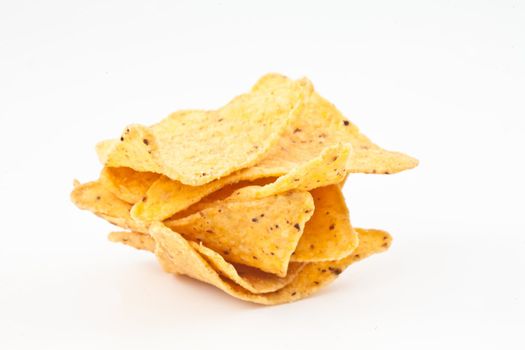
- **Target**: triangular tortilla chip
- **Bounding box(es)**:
[151,223,391,305]
[129,74,417,222]
[97,78,311,186]
[99,167,159,204]
[178,183,359,263]
[292,185,358,262]
[109,231,155,252]
[231,143,351,200]
[190,242,305,293]
[71,181,132,219]
[164,190,314,277]
[108,231,305,294]
[131,143,350,222]
[71,181,148,233]
[252,73,419,174]
[130,171,280,222]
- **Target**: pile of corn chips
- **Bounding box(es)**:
[71,74,417,305]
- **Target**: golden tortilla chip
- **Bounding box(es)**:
[292,185,358,262]
[130,172,277,222]
[190,242,305,293]
[95,140,118,164]
[172,183,358,263]
[129,74,418,223]
[151,222,391,305]
[109,231,155,252]
[232,143,351,200]
[108,230,305,293]
[131,143,350,222]
[71,181,148,233]
[102,215,148,233]
[99,167,159,204]
[71,181,132,219]
[164,190,314,276]
[166,178,278,221]
[97,78,311,186]
[252,74,418,174]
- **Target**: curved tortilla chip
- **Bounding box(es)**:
[97,78,311,186]
[164,191,314,276]
[131,143,350,222]
[252,73,419,174]
[108,231,305,294]
[71,181,148,233]
[96,140,118,164]
[100,167,159,204]
[190,242,305,293]
[129,74,417,222]
[101,214,148,233]
[130,172,280,222]
[172,183,359,263]
[71,181,132,219]
[292,185,358,262]
[166,178,278,221]
[151,223,391,305]
[232,143,351,200]
[109,231,155,252]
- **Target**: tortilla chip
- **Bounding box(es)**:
[99,167,159,204]
[232,143,351,200]
[109,230,305,293]
[292,185,358,262]
[109,231,155,252]
[236,227,392,305]
[95,140,118,165]
[71,181,132,219]
[176,183,358,263]
[101,214,148,233]
[131,143,349,222]
[164,190,314,276]
[130,171,273,222]
[71,181,148,233]
[130,74,418,222]
[97,78,311,186]
[151,223,391,305]
[191,242,305,293]
[166,178,278,221]
[252,73,418,174]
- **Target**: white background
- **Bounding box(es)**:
[1,1,524,349]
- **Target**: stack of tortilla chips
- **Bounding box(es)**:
[71,74,417,305]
